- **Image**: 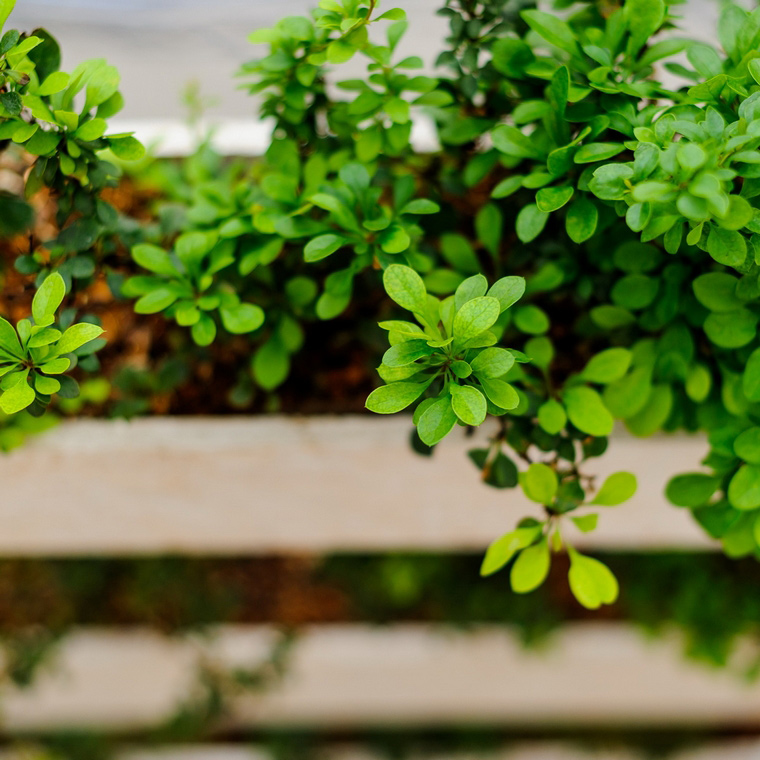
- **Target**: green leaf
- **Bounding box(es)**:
[378,224,411,254]
[750,58,760,86]
[687,43,722,78]
[37,70,69,96]
[491,36,534,77]
[526,338,554,370]
[514,305,549,335]
[622,378,670,434]
[327,39,356,63]
[132,244,177,275]
[572,514,598,533]
[0,0,16,31]
[704,309,757,348]
[625,0,665,49]
[454,274,487,310]
[220,303,265,334]
[450,360,472,379]
[453,296,500,340]
[383,265,427,313]
[0,316,22,357]
[74,117,107,141]
[134,288,179,314]
[565,196,598,243]
[38,357,70,374]
[563,386,614,436]
[487,276,525,311]
[520,10,580,57]
[0,376,33,414]
[665,473,721,508]
[515,204,549,243]
[491,125,544,160]
[728,464,760,510]
[108,135,145,161]
[685,364,711,403]
[744,348,760,402]
[401,199,440,215]
[677,143,707,172]
[31,272,65,325]
[520,462,558,504]
[417,395,457,446]
[25,129,61,156]
[568,552,619,609]
[376,8,406,21]
[574,143,625,164]
[382,340,432,367]
[0,91,21,116]
[480,526,540,577]
[692,272,739,312]
[603,367,651,418]
[736,428,760,465]
[588,164,633,201]
[28,328,61,348]
[440,233,480,274]
[385,96,410,124]
[591,472,637,506]
[580,348,632,384]
[34,373,60,395]
[304,234,348,262]
[450,384,487,425]
[536,185,573,213]
[476,204,502,258]
[483,452,519,489]
[54,323,104,354]
[191,314,217,347]
[706,226,746,268]
[611,274,658,310]
[0,30,18,56]
[510,539,551,594]
[470,347,515,379]
[492,175,525,199]
[538,399,567,434]
[366,381,428,414]
[252,339,289,390]
[480,378,519,410]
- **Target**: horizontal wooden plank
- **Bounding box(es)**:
[1,624,759,731]
[2,741,758,760]
[0,417,711,555]
[109,117,440,157]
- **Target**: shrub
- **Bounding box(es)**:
[5,0,760,609]
[0,0,143,421]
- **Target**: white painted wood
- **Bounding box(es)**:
[108,116,440,157]
[1,624,759,731]
[6,743,760,760]
[118,750,269,760]
[9,0,721,122]
[26,742,760,760]
[0,416,711,555]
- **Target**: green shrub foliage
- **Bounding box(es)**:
[234,0,760,607]
[7,0,760,608]
[0,0,143,415]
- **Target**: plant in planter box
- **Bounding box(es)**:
[219,0,760,609]
[8,0,760,612]
[0,0,144,420]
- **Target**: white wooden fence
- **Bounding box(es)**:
[1,417,711,554]
[0,415,753,759]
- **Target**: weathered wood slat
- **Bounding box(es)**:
[7,741,760,760]
[0,417,711,555]
[1,624,758,731]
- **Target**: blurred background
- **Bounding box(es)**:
[8,0,731,120]
[1,1,760,760]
